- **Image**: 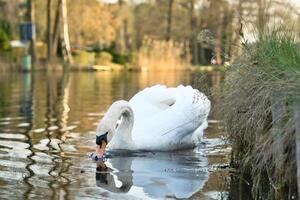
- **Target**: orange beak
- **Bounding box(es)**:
[95,140,107,159]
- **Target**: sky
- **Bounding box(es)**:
[285,0,300,12]
[290,0,300,7]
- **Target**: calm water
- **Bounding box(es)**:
[0,70,230,200]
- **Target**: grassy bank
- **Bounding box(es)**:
[220,31,300,199]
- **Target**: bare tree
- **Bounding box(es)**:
[189,0,198,64]
[28,0,37,64]
[61,0,72,64]
[257,0,273,37]
[166,0,174,41]
[52,0,61,57]
[116,0,130,53]
[230,0,244,62]
[46,0,52,61]
[214,10,224,65]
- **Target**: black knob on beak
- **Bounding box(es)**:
[96,132,108,146]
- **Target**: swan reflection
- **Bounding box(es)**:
[95,151,209,199]
[96,160,132,193]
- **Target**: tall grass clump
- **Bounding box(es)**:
[136,37,190,71]
[220,30,300,199]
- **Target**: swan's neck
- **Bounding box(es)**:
[105,100,135,149]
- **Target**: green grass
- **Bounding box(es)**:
[220,30,300,199]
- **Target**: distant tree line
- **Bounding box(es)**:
[0,0,299,65]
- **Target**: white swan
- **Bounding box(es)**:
[94,85,210,158]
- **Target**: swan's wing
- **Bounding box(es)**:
[129,85,177,120]
[132,85,211,150]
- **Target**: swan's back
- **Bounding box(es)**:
[129,85,176,119]
[129,85,210,151]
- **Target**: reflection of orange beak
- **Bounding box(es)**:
[96,160,107,171]
[95,140,107,159]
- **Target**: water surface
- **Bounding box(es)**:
[0,70,229,199]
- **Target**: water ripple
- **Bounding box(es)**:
[0,71,229,200]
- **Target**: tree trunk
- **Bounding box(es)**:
[230,0,243,62]
[46,0,52,62]
[116,26,125,53]
[52,0,61,57]
[124,19,130,50]
[61,0,72,64]
[189,0,198,65]
[28,0,36,65]
[257,0,267,37]
[166,0,174,41]
[116,1,126,53]
[214,8,224,65]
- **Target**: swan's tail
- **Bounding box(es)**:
[174,85,211,144]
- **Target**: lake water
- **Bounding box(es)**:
[0,70,230,200]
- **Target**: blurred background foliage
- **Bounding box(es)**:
[0,0,299,68]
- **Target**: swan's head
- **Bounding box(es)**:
[94,118,115,159]
[94,100,133,159]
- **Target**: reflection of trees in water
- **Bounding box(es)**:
[49,157,72,200]
[65,71,193,132]
[0,70,223,199]
[45,71,72,199]
[67,72,117,131]
[21,71,72,199]
[0,73,15,118]
[54,71,72,199]
[21,72,35,199]
[45,72,67,199]
[53,71,70,141]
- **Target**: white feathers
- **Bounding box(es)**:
[100,84,211,151]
